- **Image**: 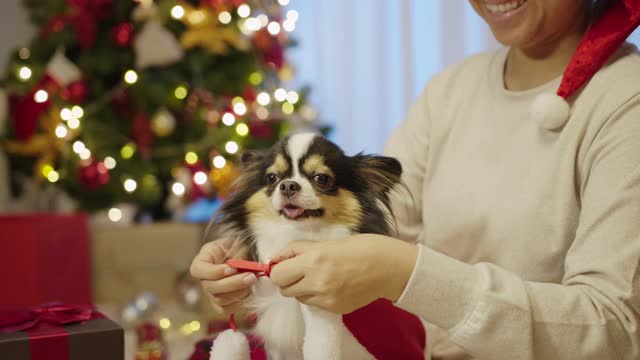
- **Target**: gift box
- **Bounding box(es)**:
[91,222,205,304]
[0,303,123,360]
[0,214,92,310]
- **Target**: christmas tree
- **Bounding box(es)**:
[1,0,326,220]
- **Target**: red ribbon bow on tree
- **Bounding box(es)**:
[0,303,96,333]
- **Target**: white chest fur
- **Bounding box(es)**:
[248,219,373,360]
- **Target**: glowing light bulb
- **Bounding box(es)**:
[237,4,250,18]
[257,14,269,27]
[286,10,299,22]
[236,123,249,136]
[121,144,135,159]
[104,156,117,169]
[267,22,281,35]
[34,90,48,103]
[188,10,206,24]
[256,107,269,120]
[222,112,236,126]
[225,141,239,154]
[19,48,30,60]
[60,108,72,121]
[108,208,122,222]
[47,170,60,183]
[159,318,171,329]
[174,85,188,99]
[67,117,80,129]
[124,179,137,192]
[170,5,185,19]
[18,66,32,80]
[218,11,232,24]
[282,20,295,32]
[286,91,299,104]
[41,164,54,178]
[257,92,270,105]
[248,72,263,85]
[278,0,290,5]
[233,102,247,116]
[79,148,92,160]
[190,321,201,331]
[282,102,294,114]
[124,70,138,84]
[185,152,198,164]
[73,141,85,154]
[55,124,68,138]
[71,105,84,118]
[193,171,208,185]
[212,155,226,169]
[172,182,186,197]
[274,88,287,102]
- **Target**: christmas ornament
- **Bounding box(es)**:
[132,113,154,156]
[253,28,285,70]
[110,89,135,118]
[531,0,640,131]
[76,160,110,190]
[61,79,89,103]
[46,49,82,86]
[132,0,159,22]
[210,162,240,198]
[134,20,184,70]
[177,2,250,54]
[40,0,113,49]
[248,121,274,139]
[136,173,163,207]
[174,271,202,311]
[135,322,168,360]
[151,108,176,137]
[111,22,135,48]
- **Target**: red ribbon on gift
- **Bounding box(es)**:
[0,302,103,360]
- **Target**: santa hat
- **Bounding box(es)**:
[531,0,640,131]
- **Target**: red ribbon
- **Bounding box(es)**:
[9,74,60,141]
[0,303,102,360]
[224,259,276,278]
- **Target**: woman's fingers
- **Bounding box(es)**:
[270,240,316,263]
[201,272,257,295]
[279,278,312,298]
[270,256,306,287]
[211,287,252,306]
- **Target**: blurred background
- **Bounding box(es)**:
[0,1,639,359]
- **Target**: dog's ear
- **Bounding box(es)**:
[352,154,402,196]
[240,150,267,168]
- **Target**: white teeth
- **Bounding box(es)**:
[486,0,526,14]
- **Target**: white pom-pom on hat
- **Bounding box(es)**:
[530,93,570,131]
[209,329,251,360]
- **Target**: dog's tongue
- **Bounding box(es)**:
[284,206,304,219]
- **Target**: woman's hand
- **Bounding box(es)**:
[190,238,256,314]
[269,234,418,314]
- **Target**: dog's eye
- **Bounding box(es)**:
[313,174,332,187]
[266,173,279,185]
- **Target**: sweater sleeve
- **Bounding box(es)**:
[395,96,640,359]
[383,87,431,244]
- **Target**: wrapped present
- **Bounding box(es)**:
[0,214,92,310]
[0,303,123,360]
[91,222,205,304]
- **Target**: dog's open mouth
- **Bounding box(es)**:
[281,205,325,220]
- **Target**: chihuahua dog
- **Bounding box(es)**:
[209,133,420,360]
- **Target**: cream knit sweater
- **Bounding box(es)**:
[385,44,640,360]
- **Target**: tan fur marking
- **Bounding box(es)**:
[317,189,361,229]
[267,154,288,175]
[246,189,280,224]
[302,155,334,177]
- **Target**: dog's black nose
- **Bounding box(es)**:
[279,180,301,197]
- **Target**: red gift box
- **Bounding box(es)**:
[0,214,92,310]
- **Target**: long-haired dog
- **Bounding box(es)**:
[208,133,426,360]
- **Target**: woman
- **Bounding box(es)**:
[191,0,640,358]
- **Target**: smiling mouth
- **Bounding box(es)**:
[280,204,325,220]
[485,0,527,14]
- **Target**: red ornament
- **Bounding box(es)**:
[242,86,257,103]
[132,113,154,156]
[40,0,114,49]
[9,74,60,141]
[110,89,135,118]
[76,160,110,189]
[248,121,274,139]
[61,79,89,103]
[110,22,135,48]
[252,29,285,70]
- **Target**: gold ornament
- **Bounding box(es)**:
[209,161,240,198]
[151,108,176,137]
[177,2,249,54]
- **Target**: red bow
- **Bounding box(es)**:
[40,0,113,49]
[0,303,96,333]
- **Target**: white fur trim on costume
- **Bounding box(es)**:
[530,93,570,131]
[209,329,251,360]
